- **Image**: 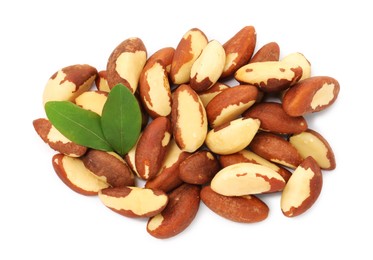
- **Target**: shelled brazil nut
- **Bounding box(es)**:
[33,25,340,239]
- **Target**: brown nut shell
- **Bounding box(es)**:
[282,76,340,116]
[147,183,201,239]
[243,102,307,134]
[249,42,280,63]
[281,156,323,217]
[201,186,269,223]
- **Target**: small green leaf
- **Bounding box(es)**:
[45,101,112,151]
[101,84,142,156]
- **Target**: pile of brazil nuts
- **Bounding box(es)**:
[33,26,340,239]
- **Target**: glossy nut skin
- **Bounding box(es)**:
[190,40,226,92]
[170,28,208,84]
[99,186,168,218]
[145,139,191,193]
[221,25,256,78]
[147,184,201,239]
[206,84,258,128]
[289,129,336,170]
[281,156,323,217]
[52,154,109,196]
[106,37,147,93]
[179,150,221,185]
[145,47,175,73]
[201,186,269,223]
[82,150,135,187]
[249,42,280,63]
[135,116,172,180]
[282,76,340,116]
[33,118,87,157]
[171,84,208,152]
[219,149,292,182]
[243,101,307,134]
[249,132,303,169]
[211,162,285,196]
[42,64,97,105]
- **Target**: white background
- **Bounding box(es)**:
[1,0,372,259]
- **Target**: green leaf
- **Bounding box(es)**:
[45,101,112,151]
[101,84,142,156]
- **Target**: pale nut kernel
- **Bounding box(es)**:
[190,39,226,92]
[249,132,303,169]
[33,118,87,157]
[52,154,109,196]
[99,186,168,218]
[211,162,285,196]
[145,139,190,193]
[147,183,201,239]
[170,28,208,84]
[201,186,269,223]
[139,60,172,118]
[206,84,259,128]
[221,25,256,78]
[82,150,135,187]
[281,156,323,217]
[106,37,147,93]
[75,90,108,116]
[95,70,110,92]
[135,116,172,180]
[42,64,97,105]
[235,52,310,93]
[171,84,208,153]
[124,133,142,178]
[205,117,260,155]
[179,150,221,185]
[219,149,292,182]
[282,76,340,117]
[198,82,229,107]
[242,101,308,134]
[249,42,280,63]
[289,129,336,170]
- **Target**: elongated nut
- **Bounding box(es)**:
[289,129,336,170]
[170,28,208,84]
[201,186,269,223]
[243,101,307,134]
[249,42,280,63]
[75,90,108,116]
[106,37,147,93]
[147,184,201,239]
[82,150,135,187]
[33,118,87,157]
[179,150,221,185]
[198,82,229,107]
[145,139,191,193]
[99,186,168,218]
[145,47,175,73]
[124,133,141,178]
[42,64,97,105]
[135,116,172,180]
[205,117,260,155]
[206,84,258,128]
[219,149,292,182]
[139,60,172,118]
[282,76,340,116]
[95,70,110,92]
[235,52,310,93]
[52,154,109,195]
[211,162,285,196]
[171,84,208,152]
[221,26,256,78]
[249,132,302,168]
[281,157,323,217]
[190,40,226,92]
